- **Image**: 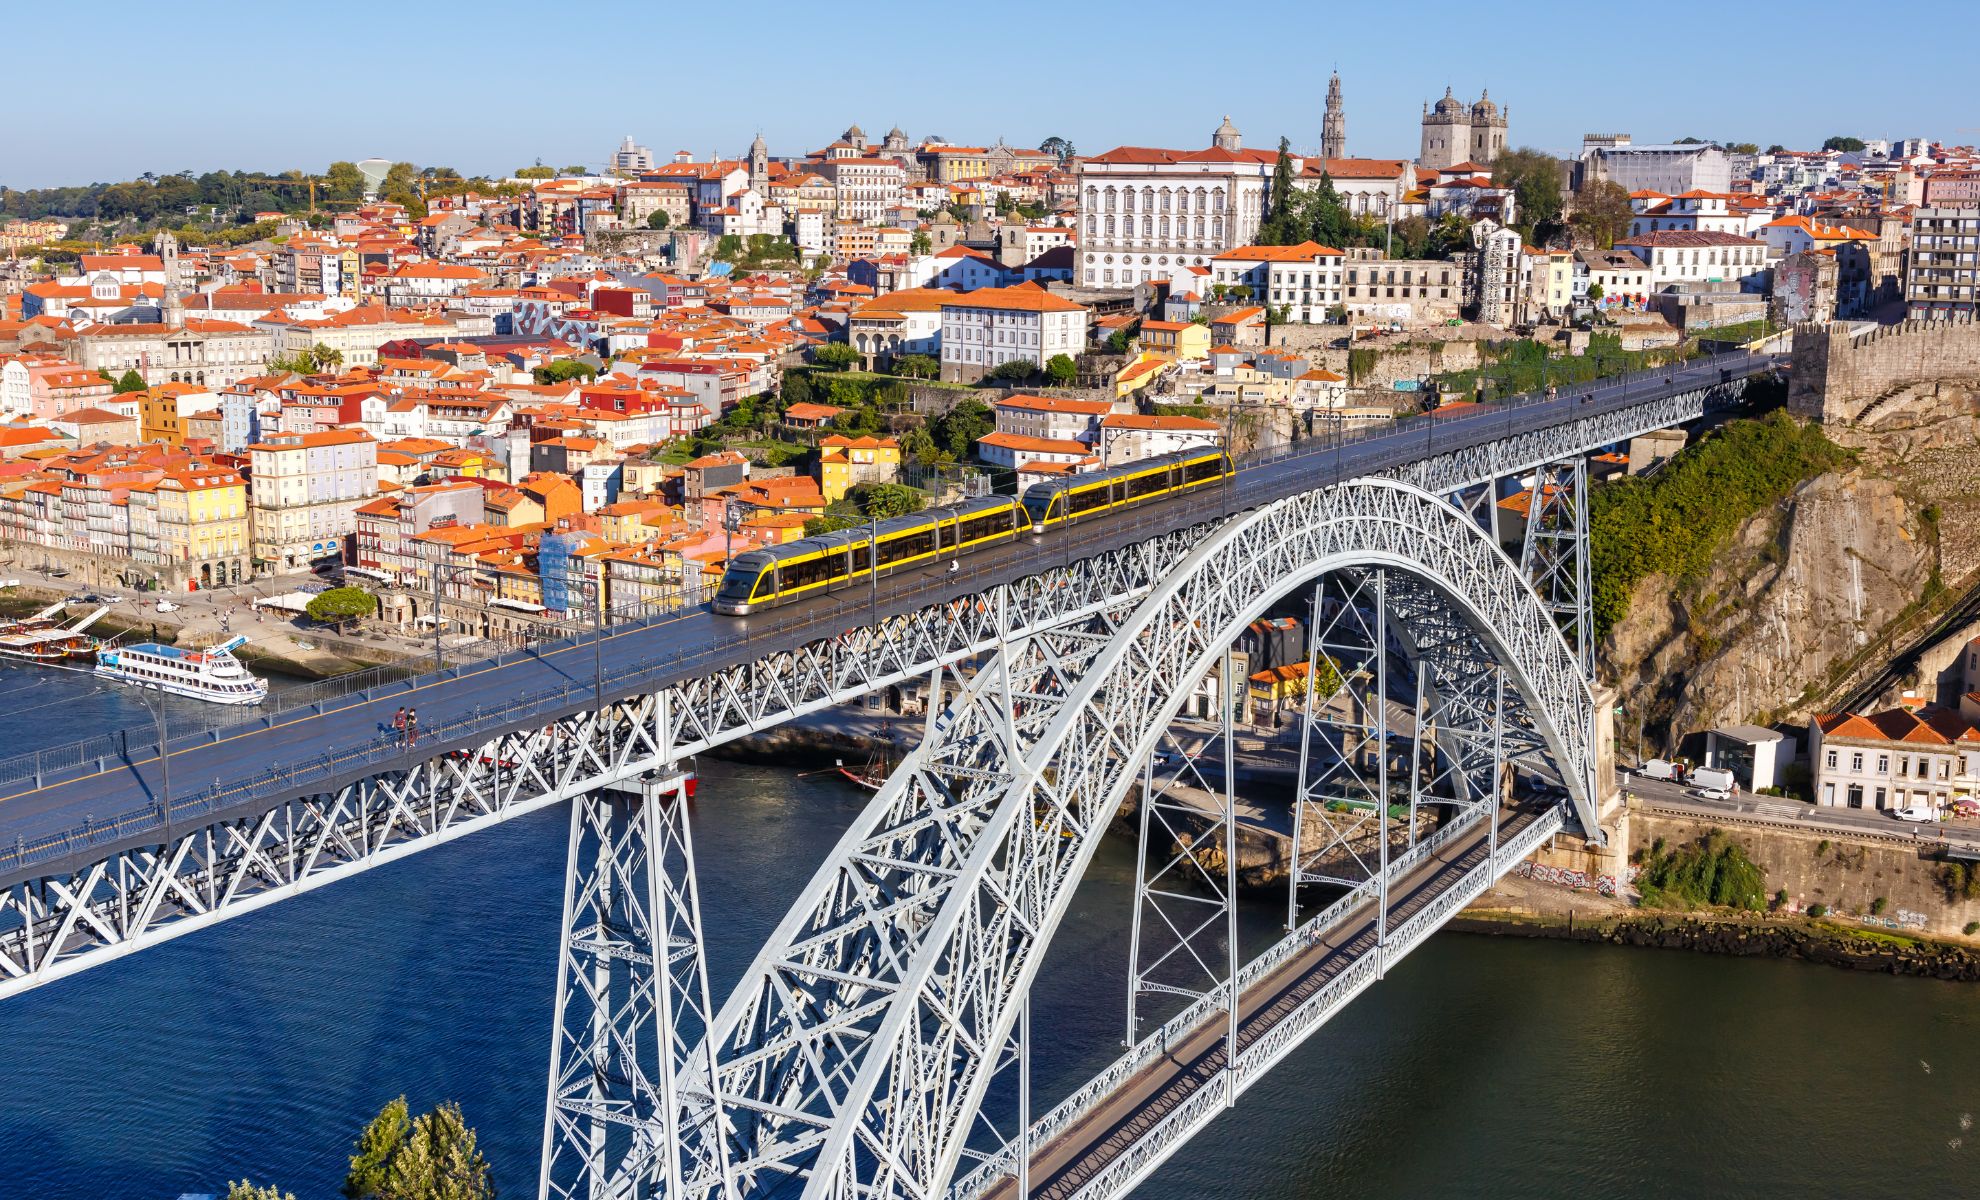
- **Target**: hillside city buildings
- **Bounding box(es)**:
[0,89,1974,655]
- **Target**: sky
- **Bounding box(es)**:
[7,0,1978,189]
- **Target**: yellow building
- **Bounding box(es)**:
[816,434,902,503]
[138,382,207,447]
[154,466,250,586]
[1138,320,1211,363]
[1113,353,1167,398]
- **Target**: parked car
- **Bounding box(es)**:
[1891,804,1939,823]
[1689,767,1737,795]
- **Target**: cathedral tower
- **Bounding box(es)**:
[1321,72,1346,160]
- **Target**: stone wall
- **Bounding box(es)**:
[1789,315,1980,424]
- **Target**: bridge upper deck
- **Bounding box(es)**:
[0,353,1769,886]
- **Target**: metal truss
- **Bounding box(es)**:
[1288,572,1393,901]
[1519,457,1593,677]
[541,764,725,1200]
[1393,380,1734,497]
[1123,651,1240,1094]
[0,533,1200,1004]
[0,371,1726,1003]
[686,479,1593,1200]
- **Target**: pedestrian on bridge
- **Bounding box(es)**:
[393,707,407,744]
[406,708,419,747]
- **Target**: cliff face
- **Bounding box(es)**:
[1601,408,1980,741]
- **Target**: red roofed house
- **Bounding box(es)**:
[1810,705,1980,812]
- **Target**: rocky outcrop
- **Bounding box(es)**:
[1602,410,1980,737]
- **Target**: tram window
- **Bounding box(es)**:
[1069,486,1111,515]
[851,541,871,573]
[1182,456,1223,483]
[1124,469,1168,500]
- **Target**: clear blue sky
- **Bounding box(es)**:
[9,0,1974,189]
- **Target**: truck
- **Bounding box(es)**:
[1635,759,1679,781]
[1689,766,1737,799]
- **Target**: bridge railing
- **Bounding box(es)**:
[0,351,1769,855]
[1054,806,1564,1200]
[949,802,1496,1200]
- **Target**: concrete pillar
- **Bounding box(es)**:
[1588,681,1630,877]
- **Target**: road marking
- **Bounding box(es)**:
[1754,803,1803,819]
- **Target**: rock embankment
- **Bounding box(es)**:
[1454,908,1980,982]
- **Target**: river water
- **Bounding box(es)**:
[1,667,1976,1199]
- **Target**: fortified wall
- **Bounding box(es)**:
[1789,315,1980,424]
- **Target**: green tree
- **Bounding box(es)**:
[113,369,147,393]
[1821,135,1866,153]
[1261,137,1300,244]
[933,397,994,459]
[382,162,419,195]
[1587,283,1605,303]
[984,358,1038,382]
[343,1096,410,1199]
[1727,142,1760,155]
[561,165,588,176]
[812,343,860,371]
[899,423,940,467]
[324,161,366,202]
[229,1183,295,1200]
[909,231,932,256]
[891,353,938,380]
[533,359,598,385]
[1045,353,1077,385]
[312,343,344,370]
[645,209,670,230]
[306,586,378,628]
[1305,172,1348,248]
[345,1097,493,1200]
[514,166,556,179]
[1494,147,1566,243]
[853,482,924,518]
[1039,136,1075,164]
[1569,179,1633,249]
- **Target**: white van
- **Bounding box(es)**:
[1689,766,1737,800]
[1891,804,1938,823]
[1635,759,1678,781]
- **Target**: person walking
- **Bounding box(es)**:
[393,706,407,744]
[406,707,419,747]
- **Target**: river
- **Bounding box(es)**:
[0,666,1975,1198]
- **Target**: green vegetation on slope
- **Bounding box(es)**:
[1636,830,1769,911]
[1590,411,1852,638]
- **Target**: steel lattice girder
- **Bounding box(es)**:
[689,479,1594,1200]
[0,535,1199,1003]
[0,376,1709,1002]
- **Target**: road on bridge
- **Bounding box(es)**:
[981,803,1549,1200]
[0,351,1769,880]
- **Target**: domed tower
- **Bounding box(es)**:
[1212,114,1242,153]
[748,131,769,189]
[1469,89,1508,164]
[843,123,868,152]
[1420,87,1469,171]
[883,125,908,154]
[1321,72,1346,160]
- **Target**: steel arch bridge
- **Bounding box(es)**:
[595,478,1593,1200]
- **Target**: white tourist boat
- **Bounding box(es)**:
[95,634,268,705]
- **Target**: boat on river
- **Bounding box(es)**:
[94,634,268,704]
[0,604,108,663]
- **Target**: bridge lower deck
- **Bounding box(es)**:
[984,804,1546,1200]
